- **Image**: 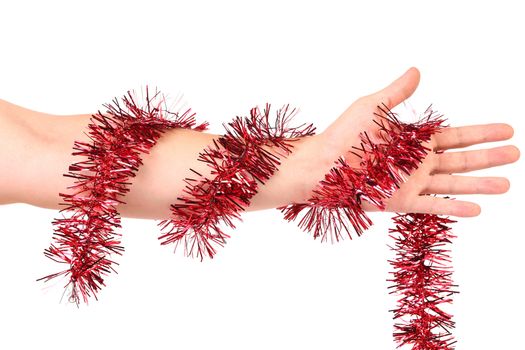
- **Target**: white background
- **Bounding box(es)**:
[0,1,523,349]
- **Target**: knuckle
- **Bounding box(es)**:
[462,153,469,171]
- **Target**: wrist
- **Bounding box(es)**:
[0,100,52,204]
[248,133,331,211]
[19,113,92,208]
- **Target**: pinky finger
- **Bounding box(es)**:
[411,196,481,217]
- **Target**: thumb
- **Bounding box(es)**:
[370,67,421,109]
[320,67,422,164]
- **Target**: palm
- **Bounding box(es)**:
[320,68,519,217]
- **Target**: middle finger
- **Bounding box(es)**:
[432,145,519,174]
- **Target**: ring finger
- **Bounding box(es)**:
[421,174,510,195]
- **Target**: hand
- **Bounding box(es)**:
[306,67,520,217]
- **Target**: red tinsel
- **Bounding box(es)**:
[38,88,208,305]
[157,104,316,260]
[388,213,458,349]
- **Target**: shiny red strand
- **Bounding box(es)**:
[388,213,458,349]
[278,104,446,242]
[157,104,316,260]
[38,88,208,305]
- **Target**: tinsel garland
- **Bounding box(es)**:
[38,88,459,349]
[157,104,316,260]
[38,88,208,305]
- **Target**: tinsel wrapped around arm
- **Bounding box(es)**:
[34,98,318,302]
[6,91,320,303]
[278,104,447,242]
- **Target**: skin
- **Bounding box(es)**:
[0,67,520,220]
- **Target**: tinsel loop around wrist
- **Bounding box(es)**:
[278,104,446,242]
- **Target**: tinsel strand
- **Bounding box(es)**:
[388,213,458,349]
[38,88,208,305]
[157,103,316,260]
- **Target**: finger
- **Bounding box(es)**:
[421,174,510,195]
[433,123,514,151]
[433,145,520,174]
[368,67,421,109]
[411,196,481,217]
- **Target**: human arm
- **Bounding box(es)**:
[0,68,519,219]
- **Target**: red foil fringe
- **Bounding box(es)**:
[157,104,316,260]
[38,88,208,305]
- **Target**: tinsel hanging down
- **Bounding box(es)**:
[388,213,458,350]
[157,104,316,260]
[38,88,208,305]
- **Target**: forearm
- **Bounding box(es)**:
[3,105,327,220]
